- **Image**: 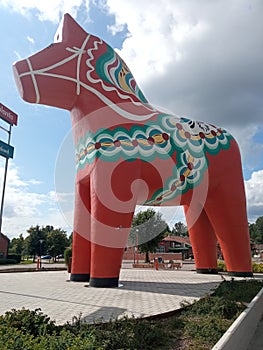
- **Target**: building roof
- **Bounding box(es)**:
[0,232,10,242]
[163,235,191,245]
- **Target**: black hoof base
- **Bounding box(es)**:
[196,268,218,274]
[89,277,119,288]
[70,273,90,282]
[228,271,253,277]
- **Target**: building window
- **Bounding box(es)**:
[157,246,165,253]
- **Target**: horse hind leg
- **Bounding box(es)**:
[205,181,253,277]
[184,205,218,274]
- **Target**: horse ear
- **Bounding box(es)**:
[54,13,87,43]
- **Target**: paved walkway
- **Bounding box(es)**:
[0,264,222,324]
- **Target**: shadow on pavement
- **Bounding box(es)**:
[119,280,220,296]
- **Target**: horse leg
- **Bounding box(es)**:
[184,205,218,273]
[88,160,141,287]
[184,140,252,277]
[205,167,252,277]
[89,197,135,287]
[70,180,91,282]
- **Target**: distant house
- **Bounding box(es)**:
[0,233,9,258]
[156,235,193,259]
[123,235,193,262]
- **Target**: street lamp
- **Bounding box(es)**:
[39,239,43,269]
[136,229,139,264]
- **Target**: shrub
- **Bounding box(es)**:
[183,315,233,347]
[64,247,72,266]
[7,254,21,263]
[252,262,263,273]
[217,261,227,271]
[212,279,263,303]
[218,260,263,273]
[182,295,244,319]
[0,258,18,265]
[0,310,167,350]
[0,308,57,336]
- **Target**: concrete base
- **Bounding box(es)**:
[212,286,263,350]
[89,277,119,288]
[70,273,90,282]
[196,268,218,274]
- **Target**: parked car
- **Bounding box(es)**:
[56,254,63,259]
[41,255,52,260]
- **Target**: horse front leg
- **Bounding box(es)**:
[89,192,135,288]
[88,161,140,287]
[70,179,91,282]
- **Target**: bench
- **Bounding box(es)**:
[159,261,183,270]
[132,263,154,268]
[132,261,182,270]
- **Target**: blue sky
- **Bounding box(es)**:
[0,0,262,239]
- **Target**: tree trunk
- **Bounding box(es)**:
[145,251,150,263]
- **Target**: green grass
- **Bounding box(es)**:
[20,259,35,265]
[0,279,262,349]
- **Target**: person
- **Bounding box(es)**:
[154,257,159,270]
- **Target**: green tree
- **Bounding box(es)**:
[46,228,69,261]
[25,225,47,262]
[9,234,25,255]
[249,216,263,243]
[249,222,257,242]
[130,209,168,263]
[172,221,188,236]
[68,232,73,246]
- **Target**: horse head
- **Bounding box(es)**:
[13,13,149,114]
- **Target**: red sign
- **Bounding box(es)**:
[0,103,18,125]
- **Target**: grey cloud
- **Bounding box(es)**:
[142,1,263,129]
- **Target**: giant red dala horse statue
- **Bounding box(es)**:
[13,13,252,287]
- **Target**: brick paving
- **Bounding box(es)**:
[0,265,223,325]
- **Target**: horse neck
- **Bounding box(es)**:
[70,90,158,135]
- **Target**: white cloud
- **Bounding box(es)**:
[26,36,35,44]
[103,0,263,126]
[245,169,263,222]
[104,0,209,84]
[0,164,71,238]
[0,0,91,23]
[230,126,263,174]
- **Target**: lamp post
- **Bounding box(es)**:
[39,239,43,269]
[136,229,139,264]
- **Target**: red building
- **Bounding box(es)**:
[0,232,9,258]
[157,236,193,259]
[122,235,192,262]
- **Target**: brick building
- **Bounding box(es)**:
[123,235,192,262]
[0,232,9,258]
[158,236,193,259]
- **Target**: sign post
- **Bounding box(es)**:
[0,102,18,233]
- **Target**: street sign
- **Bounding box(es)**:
[0,140,14,159]
[0,103,18,125]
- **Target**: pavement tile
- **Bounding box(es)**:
[0,268,222,325]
